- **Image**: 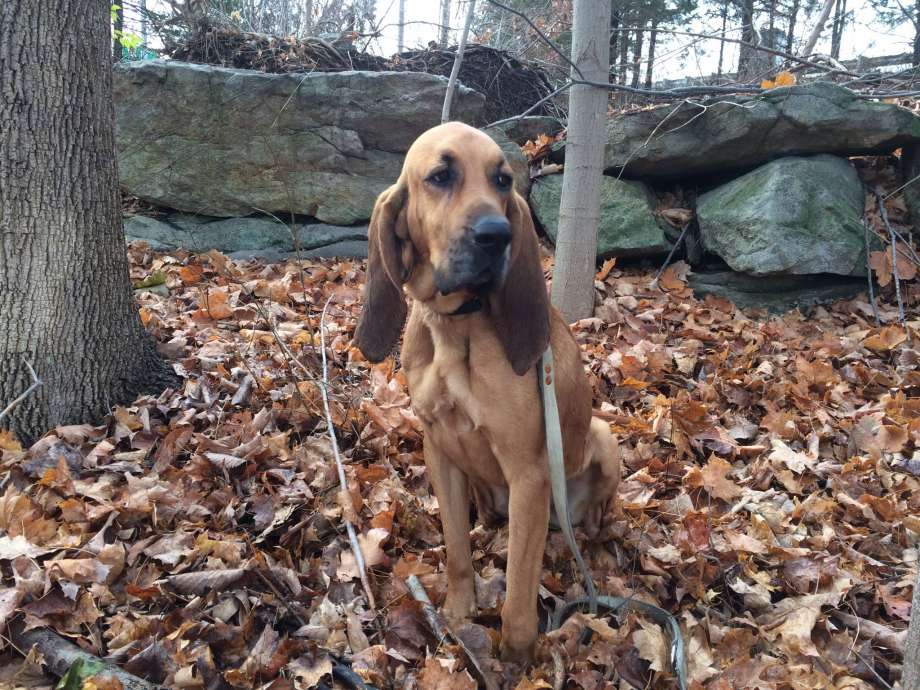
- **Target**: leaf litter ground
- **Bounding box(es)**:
[0,232,918,690]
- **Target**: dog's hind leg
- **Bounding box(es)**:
[565,417,621,538]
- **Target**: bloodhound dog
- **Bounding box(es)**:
[354,122,621,663]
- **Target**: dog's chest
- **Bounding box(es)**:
[409,325,482,432]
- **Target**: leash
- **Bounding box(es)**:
[540,346,598,615]
[539,346,689,690]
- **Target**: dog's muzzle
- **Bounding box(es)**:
[434,215,511,294]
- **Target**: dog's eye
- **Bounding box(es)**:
[427,169,452,186]
[495,173,512,190]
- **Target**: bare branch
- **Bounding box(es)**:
[875,186,907,325]
[864,218,881,327]
[319,295,377,612]
[405,575,493,689]
[799,0,837,58]
[0,358,42,425]
[442,0,477,123]
[486,81,572,128]
[484,0,584,79]
[609,26,860,78]
[650,223,691,290]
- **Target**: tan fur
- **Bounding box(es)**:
[355,122,621,663]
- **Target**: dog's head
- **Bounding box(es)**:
[354,122,550,375]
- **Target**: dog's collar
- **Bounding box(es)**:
[449,296,483,315]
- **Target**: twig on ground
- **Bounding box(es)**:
[549,646,565,690]
[230,374,255,406]
[864,218,882,327]
[11,623,158,690]
[405,575,494,690]
[831,611,907,653]
[650,223,691,290]
[442,0,477,123]
[320,295,376,612]
[405,575,449,648]
[0,358,42,425]
[849,645,895,690]
[874,187,907,324]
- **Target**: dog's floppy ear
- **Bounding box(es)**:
[490,190,550,376]
[354,181,410,362]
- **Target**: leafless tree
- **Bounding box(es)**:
[551,0,611,321]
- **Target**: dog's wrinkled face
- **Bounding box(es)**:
[401,123,516,304]
[355,122,550,375]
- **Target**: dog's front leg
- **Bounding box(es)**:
[501,468,550,663]
[424,443,476,623]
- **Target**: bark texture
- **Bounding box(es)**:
[550,0,611,322]
[736,0,757,79]
[12,624,157,690]
[0,0,177,445]
[799,0,836,57]
[440,0,451,47]
[904,567,920,689]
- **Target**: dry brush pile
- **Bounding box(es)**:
[0,206,918,688]
[166,22,556,123]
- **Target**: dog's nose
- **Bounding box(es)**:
[471,215,511,255]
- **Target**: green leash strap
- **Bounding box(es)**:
[539,346,688,690]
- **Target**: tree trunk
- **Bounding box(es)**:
[551,0,611,322]
[304,0,313,34]
[112,2,123,61]
[644,20,658,89]
[440,0,451,47]
[140,0,147,48]
[737,0,757,79]
[397,0,405,51]
[609,8,620,68]
[786,0,800,53]
[280,0,290,36]
[914,0,920,66]
[630,24,645,90]
[0,0,177,445]
[617,8,630,85]
[717,1,728,77]
[799,0,836,57]
[904,568,920,689]
[830,0,846,59]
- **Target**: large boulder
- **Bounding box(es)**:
[529,174,671,259]
[489,115,563,145]
[900,144,920,228]
[688,271,866,312]
[589,82,920,179]
[697,155,867,276]
[114,60,484,225]
[484,127,531,195]
[124,213,368,255]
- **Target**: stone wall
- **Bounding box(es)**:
[117,65,920,311]
[115,60,484,226]
[528,82,920,310]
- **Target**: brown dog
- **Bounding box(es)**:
[354,122,621,662]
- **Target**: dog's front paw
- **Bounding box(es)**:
[443,590,476,625]
[499,636,535,665]
[500,622,537,665]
